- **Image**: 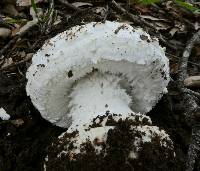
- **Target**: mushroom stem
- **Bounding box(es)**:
[69,72,133,128]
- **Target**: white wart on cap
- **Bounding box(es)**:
[26,21,169,128]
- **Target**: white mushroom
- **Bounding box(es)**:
[26,21,169,128]
[0,108,10,121]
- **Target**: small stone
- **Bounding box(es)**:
[0,28,11,39]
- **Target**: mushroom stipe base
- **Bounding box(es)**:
[45,114,180,171]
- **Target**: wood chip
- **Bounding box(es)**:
[184,76,200,87]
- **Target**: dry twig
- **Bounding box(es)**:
[176,29,200,171]
[178,30,200,84]
[0,54,33,72]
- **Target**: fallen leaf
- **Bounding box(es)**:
[20,51,26,58]
[11,119,24,127]
[2,58,13,68]
[16,0,45,7]
[174,21,186,31]
[93,7,106,16]
[169,27,179,36]
[53,15,62,26]
[155,21,170,30]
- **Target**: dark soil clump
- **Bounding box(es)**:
[45,114,181,171]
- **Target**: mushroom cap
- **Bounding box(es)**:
[26,21,169,128]
[44,113,175,171]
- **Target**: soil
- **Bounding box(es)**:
[45,113,182,171]
[0,0,200,171]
